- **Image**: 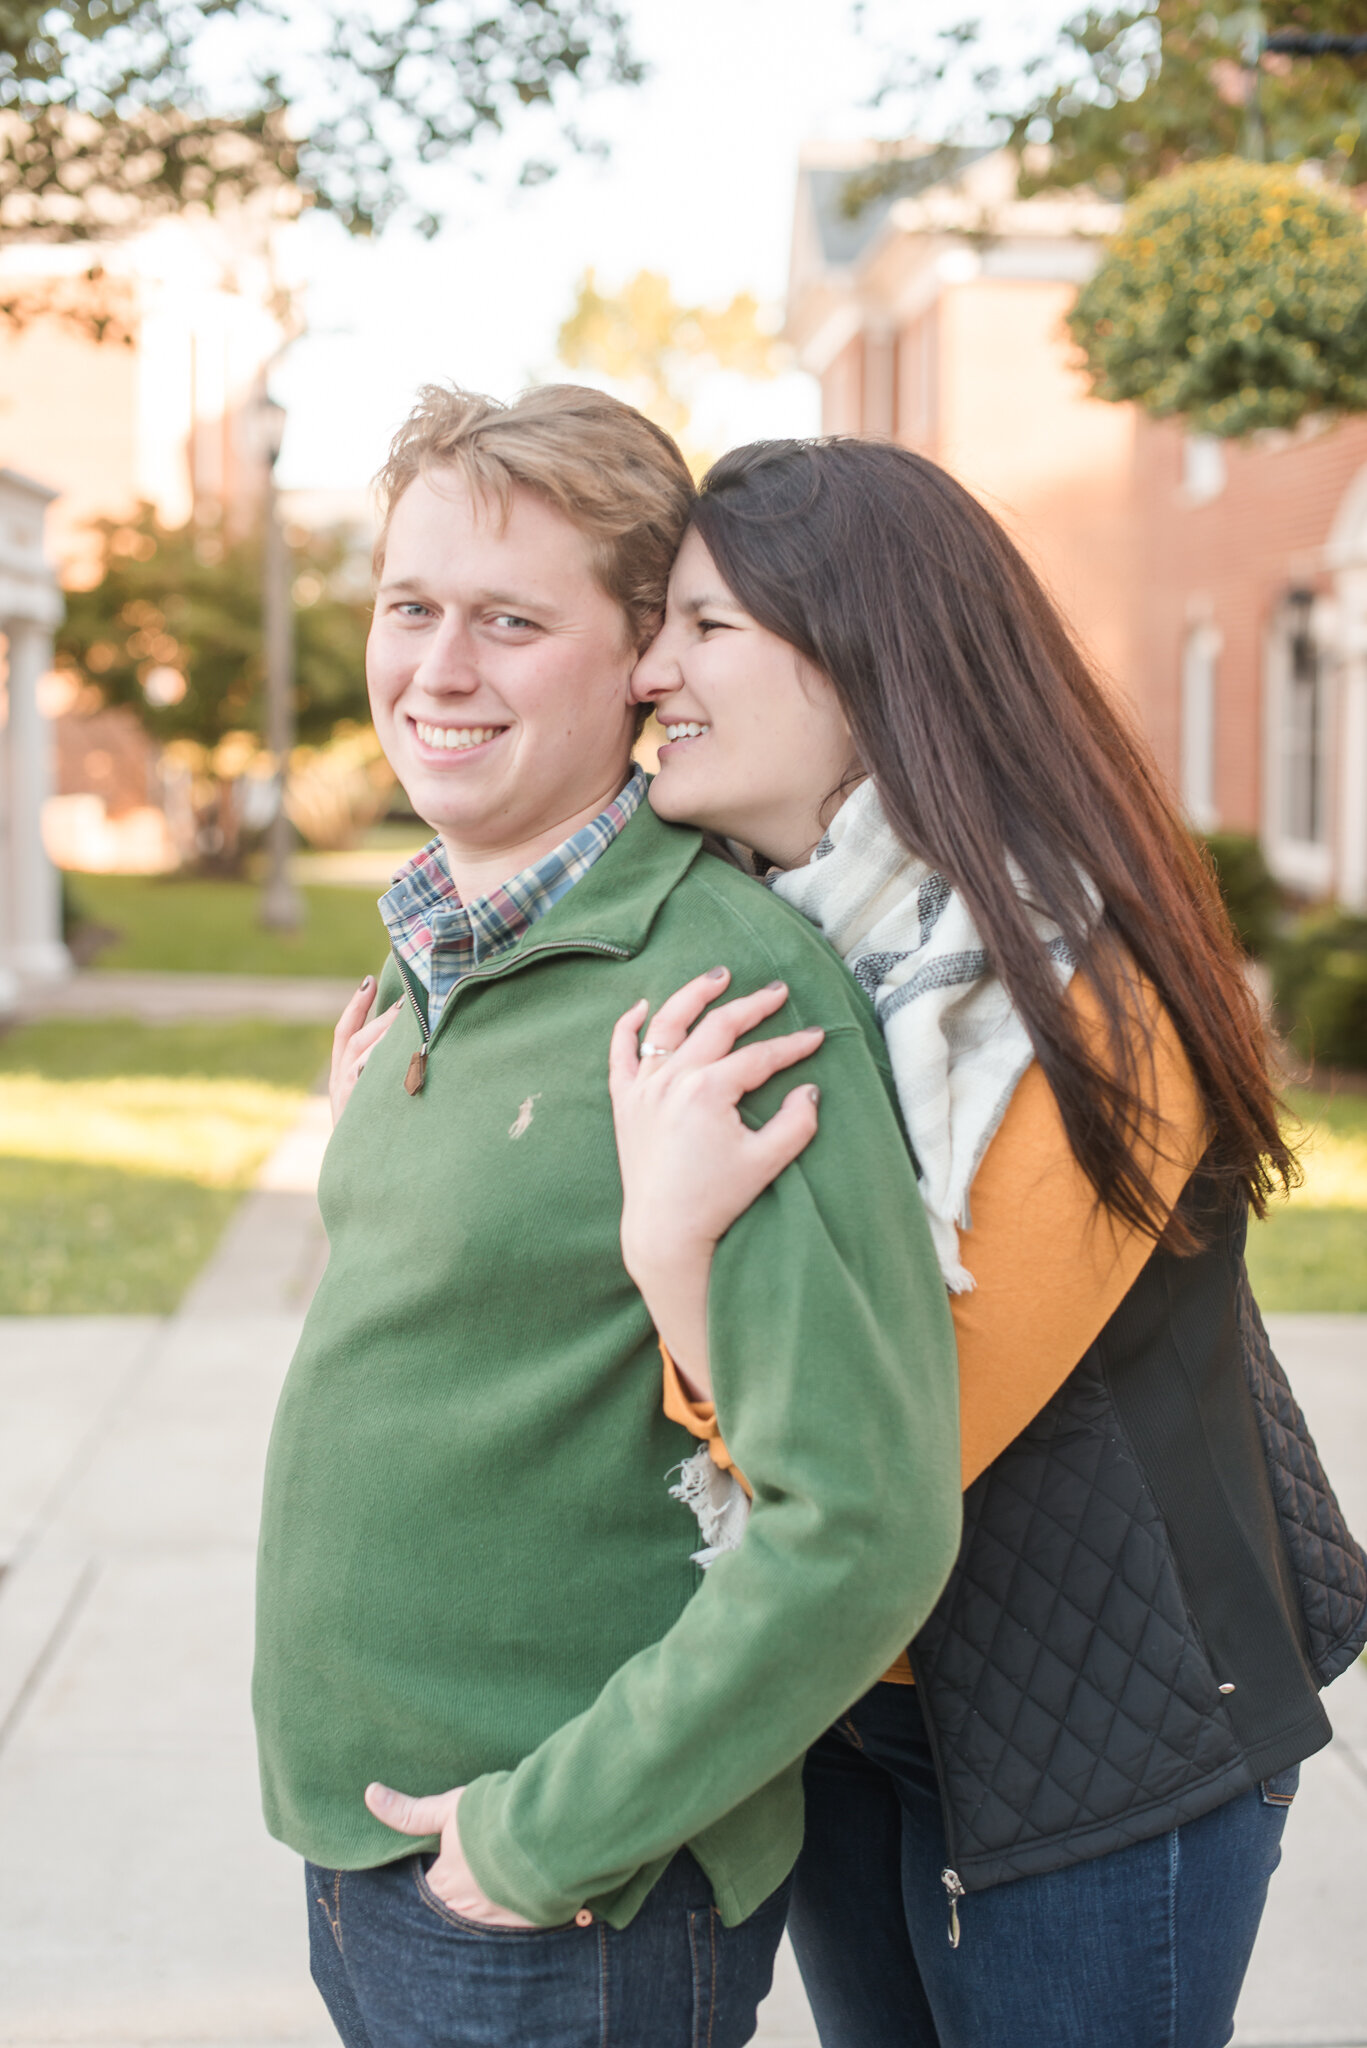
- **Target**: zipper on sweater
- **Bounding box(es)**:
[393,938,632,1095]
[393,956,432,1095]
[906,1644,969,1947]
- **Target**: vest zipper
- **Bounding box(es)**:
[393,938,632,1095]
[906,1644,968,1946]
[941,1867,965,1949]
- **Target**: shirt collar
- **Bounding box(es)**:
[378,765,648,998]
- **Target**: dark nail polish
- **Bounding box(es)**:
[360,974,374,990]
[808,1087,821,1105]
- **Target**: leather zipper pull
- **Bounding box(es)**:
[404,1047,427,1095]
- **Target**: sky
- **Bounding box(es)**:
[271,0,1066,495]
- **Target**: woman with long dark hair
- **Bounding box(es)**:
[610,437,1367,2047]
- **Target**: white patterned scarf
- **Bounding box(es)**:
[771,779,1089,1292]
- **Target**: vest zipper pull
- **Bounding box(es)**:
[941,1868,965,1948]
[404,1047,428,1095]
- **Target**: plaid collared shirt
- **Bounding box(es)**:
[378,765,647,1031]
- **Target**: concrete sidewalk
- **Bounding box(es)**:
[0,1118,1364,2044]
[12,970,359,1025]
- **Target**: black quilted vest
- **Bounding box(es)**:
[907,1180,1367,1895]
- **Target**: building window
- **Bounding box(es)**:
[1180,624,1220,830]
[1282,592,1326,846]
[1182,434,1226,504]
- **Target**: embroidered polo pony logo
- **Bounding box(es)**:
[508,1094,542,1140]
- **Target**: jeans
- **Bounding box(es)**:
[789,1682,1297,2048]
[305,1848,790,2048]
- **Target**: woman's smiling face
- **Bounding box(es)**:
[632,528,858,870]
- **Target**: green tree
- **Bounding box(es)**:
[1067,157,1367,435]
[55,503,371,747]
[0,0,643,245]
[556,268,784,466]
[850,1,1367,213]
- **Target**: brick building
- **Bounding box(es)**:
[787,145,1367,910]
[0,210,289,872]
[0,211,287,583]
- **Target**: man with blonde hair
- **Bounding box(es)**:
[253,383,961,2046]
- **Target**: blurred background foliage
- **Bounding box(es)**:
[1199,830,1282,959]
[53,505,391,870]
[1274,908,1367,1070]
[1067,158,1367,435]
[55,503,371,748]
[849,0,1367,215]
[557,266,784,466]
[1008,0,1367,196]
[0,0,646,247]
[1199,829,1367,1072]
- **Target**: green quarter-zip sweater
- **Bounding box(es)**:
[253,801,961,1929]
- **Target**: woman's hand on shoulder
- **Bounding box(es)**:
[330,975,402,1125]
[609,968,824,1288]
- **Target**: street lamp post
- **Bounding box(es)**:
[257,389,304,933]
[1240,24,1367,161]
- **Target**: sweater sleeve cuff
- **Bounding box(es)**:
[458,1773,582,1927]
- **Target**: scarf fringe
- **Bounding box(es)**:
[667,1446,750,1568]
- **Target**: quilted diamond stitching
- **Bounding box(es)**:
[916,1354,1242,1867]
[915,1247,1367,1893]
[1234,1267,1367,1684]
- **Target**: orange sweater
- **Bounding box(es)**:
[663,982,1208,1683]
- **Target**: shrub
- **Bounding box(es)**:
[1198,831,1280,957]
[285,723,397,851]
[1069,160,1367,438]
[1273,906,1367,1070]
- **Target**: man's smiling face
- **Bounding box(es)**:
[367,471,639,877]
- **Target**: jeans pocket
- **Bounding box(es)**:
[1259,1765,1300,1808]
[411,1857,578,1937]
[307,1865,346,1955]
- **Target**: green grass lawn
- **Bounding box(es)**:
[0,1018,331,1313]
[68,873,389,980]
[1245,1086,1367,1312]
[2,1017,1363,1317]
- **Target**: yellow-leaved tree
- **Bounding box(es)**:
[556,269,785,473]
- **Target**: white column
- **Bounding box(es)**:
[0,467,68,995]
[1339,656,1367,913]
[6,615,69,979]
[0,642,17,1012]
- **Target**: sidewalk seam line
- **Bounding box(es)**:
[0,1557,99,1754]
[4,1320,166,1581]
